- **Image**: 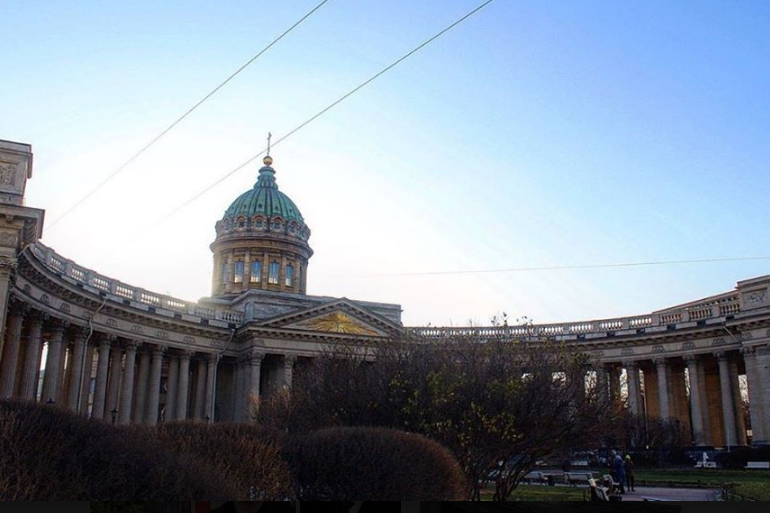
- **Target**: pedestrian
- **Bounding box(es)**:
[624,454,636,492]
[613,451,626,494]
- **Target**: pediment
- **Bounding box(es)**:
[256,298,401,337]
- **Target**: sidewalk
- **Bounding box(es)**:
[620,486,720,501]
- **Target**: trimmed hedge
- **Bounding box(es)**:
[0,400,237,500]
[153,421,293,500]
[285,426,467,500]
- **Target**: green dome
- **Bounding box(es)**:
[223,164,304,223]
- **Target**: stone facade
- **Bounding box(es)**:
[2,139,770,447]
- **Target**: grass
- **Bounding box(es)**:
[481,485,588,501]
[632,468,770,501]
[481,467,770,501]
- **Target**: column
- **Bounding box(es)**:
[729,357,748,445]
[193,357,206,420]
[105,344,123,418]
[91,335,113,419]
[165,354,179,422]
[594,364,609,406]
[248,351,264,416]
[654,358,670,419]
[41,319,67,404]
[625,362,641,416]
[0,305,26,398]
[19,312,45,401]
[715,351,738,447]
[685,355,705,445]
[132,348,151,423]
[234,357,245,422]
[79,342,95,413]
[262,252,269,288]
[66,328,88,412]
[204,353,219,422]
[608,365,621,410]
[752,346,770,444]
[176,351,192,420]
[118,341,139,425]
[224,254,233,294]
[282,354,295,390]
[145,345,165,426]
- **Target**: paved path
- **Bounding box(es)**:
[621,486,720,501]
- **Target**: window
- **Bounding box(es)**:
[234,261,244,283]
[250,261,262,283]
[285,264,294,287]
[268,262,280,284]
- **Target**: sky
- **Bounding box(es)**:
[2,0,770,327]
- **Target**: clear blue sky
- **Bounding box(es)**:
[2,0,769,326]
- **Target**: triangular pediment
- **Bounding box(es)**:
[256,298,401,337]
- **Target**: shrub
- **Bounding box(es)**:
[153,422,292,500]
[284,426,467,500]
[0,400,236,500]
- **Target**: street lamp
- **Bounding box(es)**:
[111,408,118,425]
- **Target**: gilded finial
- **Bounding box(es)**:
[263,132,273,166]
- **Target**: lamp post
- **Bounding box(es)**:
[111,407,118,425]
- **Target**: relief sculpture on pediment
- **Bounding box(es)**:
[297,311,379,336]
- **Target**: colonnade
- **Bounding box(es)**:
[598,347,770,446]
[0,301,303,424]
[0,304,221,424]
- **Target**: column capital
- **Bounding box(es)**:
[683,354,699,365]
[713,350,728,361]
[150,344,167,356]
[653,357,667,367]
[249,348,265,363]
[124,340,142,351]
[623,361,638,370]
[7,296,30,317]
[283,354,297,368]
[208,352,222,363]
[179,349,194,360]
[47,318,69,335]
[740,346,757,359]
[71,325,91,340]
[97,334,114,349]
[27,309,49,324]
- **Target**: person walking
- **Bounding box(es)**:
[624,454,636,492]
[613,451,626,494]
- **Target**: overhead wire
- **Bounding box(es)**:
[354,256,770,278]
[46,0,333,230]
[94,0,499,263]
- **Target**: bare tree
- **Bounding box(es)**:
[259,335,610,500]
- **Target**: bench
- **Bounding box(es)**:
[745,461,770,469]
[523,471,548,485]
[695,461,717,468]
[565,472,594,487]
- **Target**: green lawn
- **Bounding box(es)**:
[632,468,770,501]
[481,485,588,501]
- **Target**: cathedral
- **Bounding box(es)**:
[2,138,770,448]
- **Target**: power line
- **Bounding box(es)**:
[157,0,498,224]
[95,0,499,263]
[356,256,770,277]
[47,0,333,230]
